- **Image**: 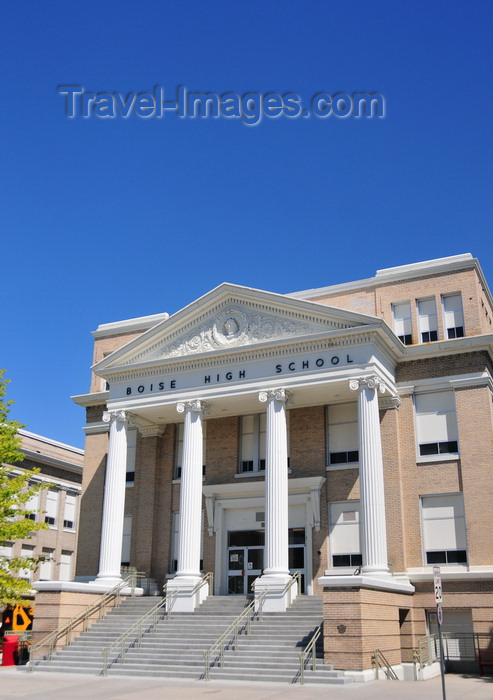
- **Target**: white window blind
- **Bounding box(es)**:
[443,294,465,338]
[44,489,59,526]
[121,515,132,565]
[63,492,77,529]
[329,502,362,567]
[415,391,458,456]
[327,403,358,465]
[392,301,412,344]
[421,494,467,564]
[417,298,438,342]
[59,550,73,581]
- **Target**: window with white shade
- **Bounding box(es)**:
[0,542,13,560]
[442,293,465,339]
[326,403,359,466]
[174,422,207,479]
[417,298,438,343]
[63,492,77,530]
[415,391,459,458]
[126,428,137,485]
[392,301,412,345]
[329,501,362,568]
[59,551,73,581]
[121,515,132,566]
[19,545,35,580]
[239,414,266,472]
[44,489,59,527]
[421,494,467,565]
[38,548,54,580]
[25,489,40,522]
[170,511,204,573]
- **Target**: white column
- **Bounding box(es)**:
[254,388,293,612]
[167,400,209,611]
[349,376,390,576]
[95,410,128,585]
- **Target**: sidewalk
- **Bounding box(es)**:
[0,669,492,700]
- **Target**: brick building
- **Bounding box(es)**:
[70,253,493,673]
[2,430,83,587]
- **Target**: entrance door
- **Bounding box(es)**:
[227,530,265,594]
[227,546,263,594]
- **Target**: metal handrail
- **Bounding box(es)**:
[102,597,166,675]
[298,624,322,684]
[28,572,138,671]
[414,631,493,671]
[372,648,399,680]
[102,572,214,676]
[284,571,302,601]
[203,588,268,680]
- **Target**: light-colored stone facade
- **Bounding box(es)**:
[71,253,493,672]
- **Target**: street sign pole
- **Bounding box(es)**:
[433,566,447,700]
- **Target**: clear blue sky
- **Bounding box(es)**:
[2,1,493,449]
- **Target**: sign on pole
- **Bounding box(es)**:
[433,565,443,604]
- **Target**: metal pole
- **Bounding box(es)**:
[437,610,447,700]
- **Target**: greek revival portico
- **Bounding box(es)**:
[84,282,413,609]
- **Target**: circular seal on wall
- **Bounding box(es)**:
[213,308,248,347]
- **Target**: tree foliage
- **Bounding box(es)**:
[0,370,49,605]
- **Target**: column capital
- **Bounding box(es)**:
[349,375,386,394]
[102,409,128,425]
[176,399,210,415]
[258,388,293,404]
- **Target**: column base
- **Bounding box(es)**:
[166,575,209,612]
[254,573,295,612]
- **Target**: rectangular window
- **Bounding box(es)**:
[329,501,362,568]
[421,494,467,565]
[392,301,413,345]
[44,489,59,526]
[170,511,203,573]
[38,548,54,580]
[0,542,13,560]
[59,551,73,581]
[442,293,465,339]
[63,492,77,530]
[121,515,132,566]
[415,391,459,457]
[174,422,207,479]
[25,489,40,522]
[326,403,359,466]
[239,414,267,472]
[19,545,35,580]
[126,429,137,485]
[417,298,438,343]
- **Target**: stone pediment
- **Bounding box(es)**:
[95,284,378,372]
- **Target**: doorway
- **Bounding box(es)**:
[227,530,264,595]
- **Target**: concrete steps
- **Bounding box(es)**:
[31,594,351,685]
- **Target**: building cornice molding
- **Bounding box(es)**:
[71,391,109,408]
[94,325,402,385]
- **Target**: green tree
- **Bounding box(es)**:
[0,370,49,605]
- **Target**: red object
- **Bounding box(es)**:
[2,635,19,666]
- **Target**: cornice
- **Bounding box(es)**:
[71,391,109,408]
[96,325,401,384]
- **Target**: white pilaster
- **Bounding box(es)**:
[94,410,128,586]
[167,399,209,612]
[254,388,294,612]
[349,376,390,576]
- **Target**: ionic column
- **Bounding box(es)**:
[96,410,128,584]
[174,400,207,580]
[259,388,291,578]
[349,376,389,576]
